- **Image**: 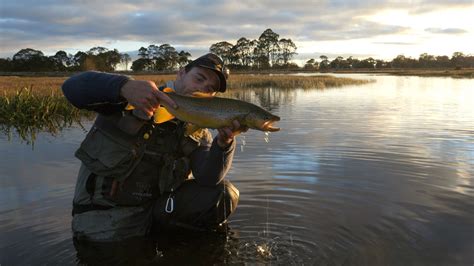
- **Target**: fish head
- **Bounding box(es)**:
[245,109,280,132]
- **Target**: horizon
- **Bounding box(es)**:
[1,0,473,64]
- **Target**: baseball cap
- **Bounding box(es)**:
[186,53,229,92]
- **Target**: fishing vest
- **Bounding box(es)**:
[73,110,212,212]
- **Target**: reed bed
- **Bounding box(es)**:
[0,73,370,143]
[227,74,370,89]
[0,87,93,143]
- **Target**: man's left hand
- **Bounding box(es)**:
[217,120,248,148]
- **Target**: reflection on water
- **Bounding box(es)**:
[1,75,473,265]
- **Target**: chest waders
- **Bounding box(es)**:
[74,112,210,210]
[71,112,211,241]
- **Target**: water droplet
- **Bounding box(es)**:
[264,132,270,143]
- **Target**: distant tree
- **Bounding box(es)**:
[435,55,451,68]
[257,28,280,67]
[391,54,417,68]
[87,46,108,56]
[419,53,436,68]
[12,48,45,61]
[233,37,253,67]
[451,52,465,68]
[209,41,233,65]
[0,58,12,71]
[131,58,152,71]
[304,58,317,70]
[177,51,191,68]
[319,55,329,70]
[51,50,71,70]
[11,48,55,71]
[138,47,149,59]
[278,38,297,65]
[121,53,132,70]
[71,51,87,71]
[158,44,179,70]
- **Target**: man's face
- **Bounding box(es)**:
[175,66,220,96]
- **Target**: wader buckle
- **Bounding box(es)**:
[165,194,174,213]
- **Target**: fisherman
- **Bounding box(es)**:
[62,53,244,241]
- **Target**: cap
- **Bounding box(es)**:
[186,53,229,92]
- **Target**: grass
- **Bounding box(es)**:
[0,73,371,144]
[0,87,94,144]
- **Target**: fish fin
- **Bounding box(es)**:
[191,92,214,98]
[125,104,135,110]
[163,87,175,93]
[153,106,175,124]
[184,123,201,137]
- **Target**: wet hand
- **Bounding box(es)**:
[217,120,248,148]
[120,80,177,117]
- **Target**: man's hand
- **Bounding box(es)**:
[217,120,248,148]
[120,80,177,117]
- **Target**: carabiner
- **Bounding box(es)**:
[165,195,174,213]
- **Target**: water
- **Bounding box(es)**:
[1,74,473,265]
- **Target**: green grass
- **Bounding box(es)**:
[0,87,94,144]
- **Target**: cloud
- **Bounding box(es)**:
[425,28,467,34]
[0,0,472,58]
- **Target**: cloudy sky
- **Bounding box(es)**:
[1,0,473,64]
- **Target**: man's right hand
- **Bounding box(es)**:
[120,80,177,117]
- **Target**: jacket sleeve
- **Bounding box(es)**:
[61,71,132,114]
[190,137,236,186]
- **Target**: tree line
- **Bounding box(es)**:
[307,52,474,70]
[0,27,472,72]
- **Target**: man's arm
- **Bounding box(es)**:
[62,71,177,116]
[190,137,236,186]
[61,71,131,114]
[190,120,247,186]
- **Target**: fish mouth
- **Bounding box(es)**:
[261,120,280,132]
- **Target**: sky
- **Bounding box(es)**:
[1,0,473,65]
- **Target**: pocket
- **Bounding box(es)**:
[75,126,143,179]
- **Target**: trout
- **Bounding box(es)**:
[154,89,280,132]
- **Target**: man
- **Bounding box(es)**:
[62,53,243,241]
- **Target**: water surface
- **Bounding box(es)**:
[1,74,473,265]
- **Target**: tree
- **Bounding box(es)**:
[278,38,297,65]
[257,28,280,67]
[138,47,149,59]
[71,51,87,70]
[131,58,152,71]
[209,41,233,65]
[233,37,253,67]
[419,53,436,68]
[51,50,71,70]
[11,48,54,71]
[13,48,45,61]
[121,53,132,70]
[451,52,465,68]
[319,55,329,70]
[158,44,179,70]
[304,58,317,70]
[177,51,191,68]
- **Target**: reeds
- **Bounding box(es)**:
[0,73,370,144]
[0,86,93,144]
[227,74,371,89]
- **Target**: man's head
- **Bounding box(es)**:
[175,53,229,96]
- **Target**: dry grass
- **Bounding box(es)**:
[0,73,370,94]
[0,73,371,143]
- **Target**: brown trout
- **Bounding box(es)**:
[155,90,280,132]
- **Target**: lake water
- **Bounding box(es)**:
[1,74,473,265]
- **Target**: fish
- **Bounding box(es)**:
[154,88,280,133]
